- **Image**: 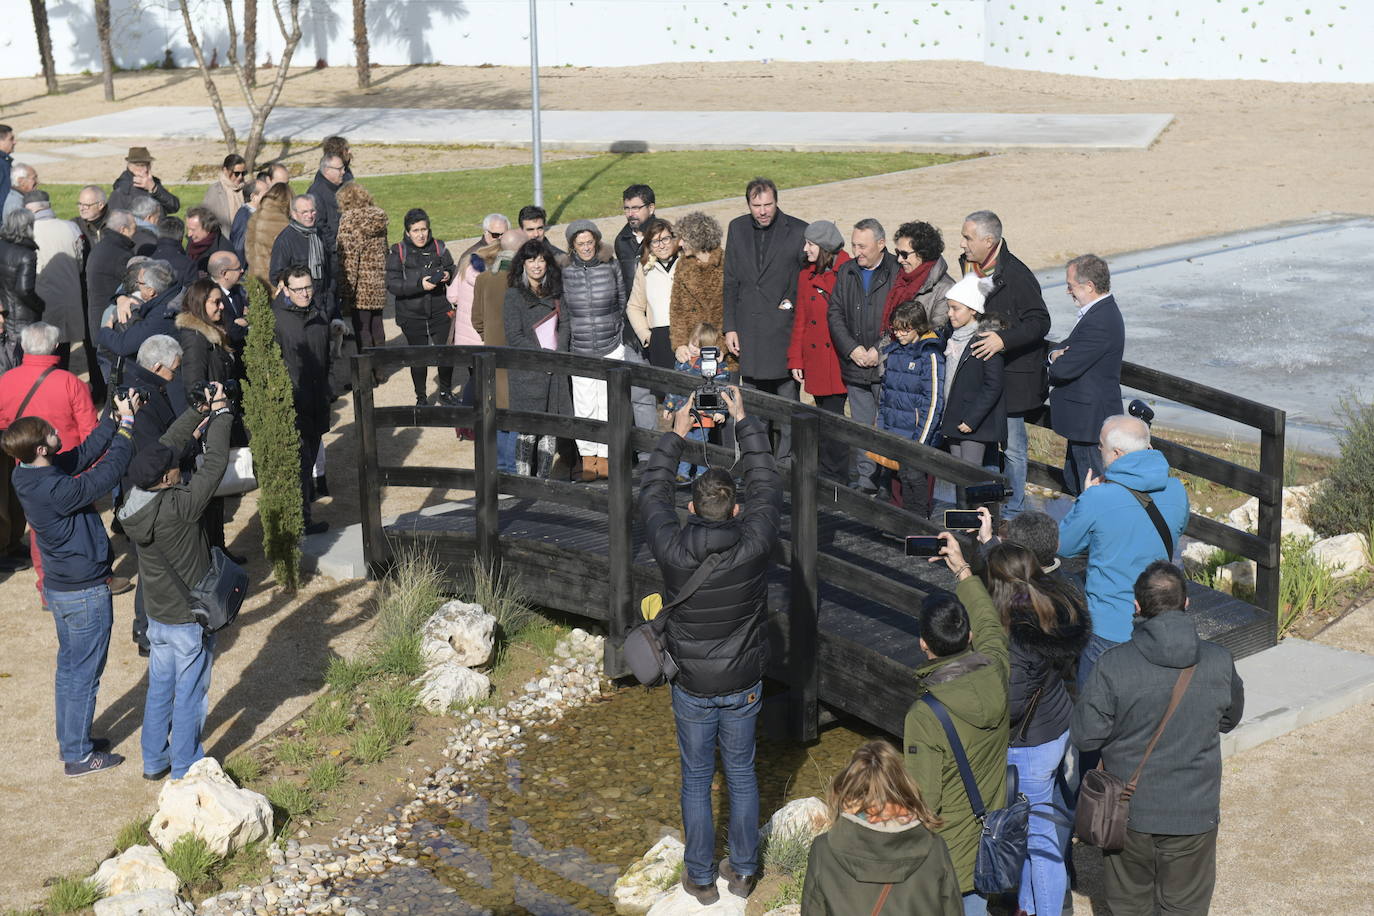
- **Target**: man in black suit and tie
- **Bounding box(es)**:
[1048,253,1125,496]
[722,177,808,459]
[208,250,250,353]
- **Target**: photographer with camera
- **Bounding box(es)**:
[387,208,457,406]
[3,387,142,776]
[118,381,235,780]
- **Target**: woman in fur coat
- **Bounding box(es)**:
[335,182,390,353]
[244,182,292,289]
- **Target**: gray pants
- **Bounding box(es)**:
[616,345,659,461]
[845,381,882,489]
[1104,827,1218,916]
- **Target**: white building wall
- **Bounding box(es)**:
[0,0,1367,82]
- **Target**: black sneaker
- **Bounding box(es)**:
[719,862,756,899]
[680,874,719,906]
[65,750,124,777]
[415,395,428,407]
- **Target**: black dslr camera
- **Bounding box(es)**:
[113,385,152,404]
[187,379,240,411]
[964,480,1014,506]
[693,346,723,411]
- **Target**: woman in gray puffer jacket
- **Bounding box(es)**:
[560,219,626,481]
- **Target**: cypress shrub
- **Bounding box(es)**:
[242,276,304,589]
[1305,398,1374,539]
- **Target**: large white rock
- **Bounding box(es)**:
[1227,498,1259,533]
[411,661,491,713]
[421,600,496,668]
[94,888,193,916]
[92,845,180,897]
[645,878,747,916]
[1309,533,1370,579]
[613,835,684,915]
[149,757,272,858]
[1283,518,1315,541]
[763,907,802,916]
[1215,560,1256,595]
[762,796,831,844]
[1180,538,1219,577]
[1285,482,1324,522]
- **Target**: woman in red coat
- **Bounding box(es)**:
[788,220,851,482]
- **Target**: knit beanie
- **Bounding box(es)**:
[564,218,602,248]
[804,220,844,253]
[946,274,992,314]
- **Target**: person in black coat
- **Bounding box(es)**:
[614,183,655,297]
[638,387,782,903]
[274,267,333,534]
[307,155,346,303]
[721,177,808,458]
[939,274,1005,478]
[386,208,457,406]
[0,208,44,339]
[826,218,898,492]
[84,211,138,401]
[98,261,184,406]
[108,148,181,215]
[270,194,333,307]
[151,216,194,286]
[959,211,1051,517]
[1048,254,1125,496]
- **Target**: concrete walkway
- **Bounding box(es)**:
[26,106,1174,152]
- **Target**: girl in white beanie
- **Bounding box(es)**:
[940,275,1007,478]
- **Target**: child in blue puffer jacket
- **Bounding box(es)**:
[876,300,945,517]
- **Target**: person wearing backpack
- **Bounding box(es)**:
[118,385,233,780]
[386,208,457,406]
[1072,561,1244,916]
[904,532,1010,915]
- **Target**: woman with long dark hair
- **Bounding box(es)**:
[984,541,1091,916]
[503,240,570,475]
[386,207,457,406]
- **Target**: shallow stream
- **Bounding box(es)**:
[336,684,881,914]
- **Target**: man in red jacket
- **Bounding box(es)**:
[0,321,99,586]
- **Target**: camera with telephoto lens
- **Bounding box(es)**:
[1128,398,1155,426]
[187,379,240,411]
[693,346,723,411]
[964,480,1014,505]
[113,385,152,405]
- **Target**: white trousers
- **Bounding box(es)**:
[572,344,624,457]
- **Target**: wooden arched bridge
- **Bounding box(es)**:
[352,346,1282,740]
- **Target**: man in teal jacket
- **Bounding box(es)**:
[1058,414,1188,684]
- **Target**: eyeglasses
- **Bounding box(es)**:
[894,249,918,261]
[287,284,314,293]
[623,203,649,212]
[650,235,676,248]
[77,201,102,210]
[489,231,503,239]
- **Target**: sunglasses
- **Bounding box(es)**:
[231,170,247,177]
[895,249,918,260]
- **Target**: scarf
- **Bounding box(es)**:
[219,176,245,215]
[882,258,937,331]
[656,253,679,272]
[290,220,325,281]
[943,320,979,401]
[968,240,1002,279]
[186,230,218,265]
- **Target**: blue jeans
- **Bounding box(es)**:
[1077,632,1121,692]
[671,680,762,886]
[1004,415,1028,517]
[46,584,113,763]
[1009,730,1073,916]
[962,891,989,915]
[677,426,707,479]
[497,430,518,474]
[142,618,216,778]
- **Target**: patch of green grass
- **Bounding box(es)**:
[223,752,264,786]
[511,619,568,657]
[162,834,220,889]
[371,631,424,678]
[350,726,394,765]
[761,826,814,876]
[266,781,316,821]
[39,150,970,246]
[467,562,534,636]
[45,876,101,913]
[761,862,807,910]
[304,696,352,736]
[1188,548,1248,590]
[306,760,345,794]
[1279,535,1341,636]
[273,737,320,768]
[113,815,153,854]
[218,839,270,886]
[324,654,375,693]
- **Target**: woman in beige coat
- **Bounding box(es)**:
[200,154,247,232]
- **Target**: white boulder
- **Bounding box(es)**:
[762,796,831,844]
[94,889,193,916]
[411,662,491,713]
[646,878,747,916]
[1285,482,1324,522]
[764,907,802,916]
[1309,533,1370,579]
[1180,538,1219,577]
[421,600,496,668]
[613,835,684,915]
[1215,560,1256,595]
[1283,518,1315,541]
[92,845,180,897]
[149,757,272,858]
[1227,498,1259,533]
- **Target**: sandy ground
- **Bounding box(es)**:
[0,60,1372,907]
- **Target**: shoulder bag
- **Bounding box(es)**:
[148,495,249,633]
[3,365,58,431]
[920,693,1030,894]
[1111,481,1175,558]
[1075,665,1195,851]
[624,553,722,687]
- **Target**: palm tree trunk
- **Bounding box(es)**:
[95,0,115,101]
[353,0,370,88]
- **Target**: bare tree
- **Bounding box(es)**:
[244,0,256,88]
[177,0,303,169]
[29,0,59,94]
[94,0,115,101]
[352,0,370,89]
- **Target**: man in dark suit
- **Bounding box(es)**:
[613,184,655,295]
[722,177,808,459]
[1048,253,1124,496]
[959,210,1051,517]
[208,250,250,352]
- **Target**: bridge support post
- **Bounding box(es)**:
[604,367,634,679]
[1256,418,1285,642]
[789,410,820,742]
[352,352,389,577]
[473,351,501,578]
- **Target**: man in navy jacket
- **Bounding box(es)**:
[1048,254,1124,496]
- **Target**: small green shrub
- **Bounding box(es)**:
[222,839,270,885]
[761,862,807,910]
[274,737,320,768]
[266,781,316,820]
[162,834,220,889]
[45,876,101,913]
[1306,398,1374,538]
[113,815,152,854]
[324,654,375,693]
[761,827,813,876]
[1189,548,1247,590]
[351,727,394,764]
[371,631,424,678]
[467,561,534,635]
[224,752,264,786]
[306,760,345,793]
[304,696,352,736]
[376,548,447,646]
[1279,535,1340,636]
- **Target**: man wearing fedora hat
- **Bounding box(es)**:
[109,147,181,216]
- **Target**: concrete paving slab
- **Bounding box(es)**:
[26,105,1174,152]
[44,141,133,158]
[1222,637,1374,758]
[9,150,65,164]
